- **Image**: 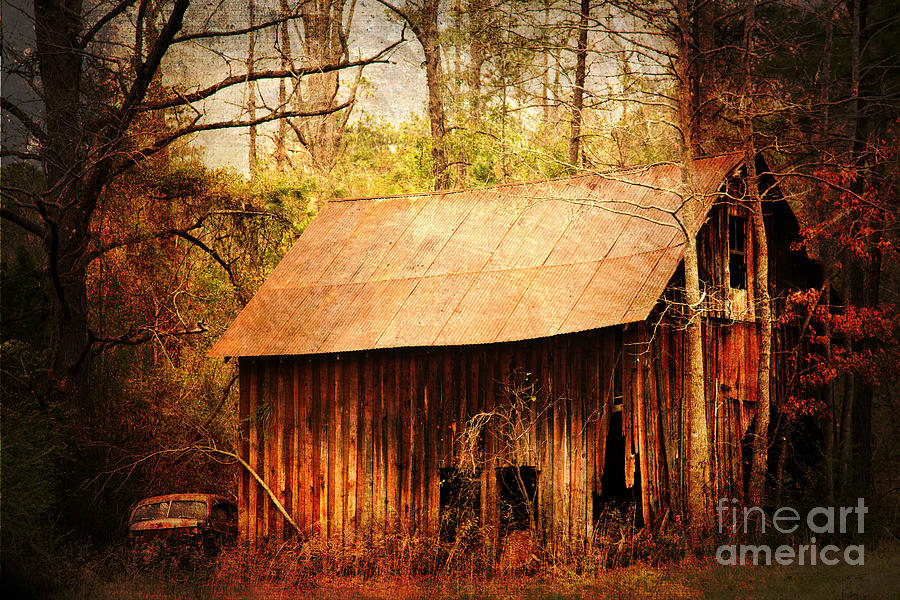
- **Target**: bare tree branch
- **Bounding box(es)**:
[1,98,47,142]
[0,207,46,237]
[173,13,303,44]
[127,99,356,170]
[140,45,400,111]
[80,0,140,50]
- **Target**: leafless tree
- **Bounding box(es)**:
[0,0,399,408]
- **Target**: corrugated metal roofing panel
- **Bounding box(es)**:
[484,194,572,271]
[368,192,472,281]
[375,272,479,348]
[434,268,539,346]
[424,189,521,276]
[621,246,685,324]
[318,278,419,353]
[281,200,371,288]
[319,195,429,285]
[496,261,599,342]
[209,153,746,357]
[290,282,366,354]
[558,250,673,333]
[263,201,350,289]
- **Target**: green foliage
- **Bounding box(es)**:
[0,341,68,596]
[334,116,435,195]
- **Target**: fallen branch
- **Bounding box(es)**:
[205,447,302,537]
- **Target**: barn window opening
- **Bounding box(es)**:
[497,466,538,535]
[729,215,747,290]
[439,467,480,541]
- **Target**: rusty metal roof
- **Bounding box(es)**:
[210,153,744,357]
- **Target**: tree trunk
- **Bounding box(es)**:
[676,0,712,534]
[822,286,836,505]
[297,0,353,174]
[247,0,259,175]
[466,0,486,121]
[422,0,449,189]
[846,0,876,500]
[35,0,93,408]
[275,0,293,171]
[742,0,773,512]
[567,0,589,168]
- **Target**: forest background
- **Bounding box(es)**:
[1,0,899,596]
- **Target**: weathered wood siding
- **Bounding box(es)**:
[238,328,626,552]
[619,319,759,526]
[238,317,761,552]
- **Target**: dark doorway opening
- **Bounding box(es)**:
[439,467,480,541]
[593,411,643,528]
[497,466,538,537]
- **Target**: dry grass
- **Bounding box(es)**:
[55,539,900,600]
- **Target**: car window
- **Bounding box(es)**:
[168,500,208,519]
[132,501,170,522]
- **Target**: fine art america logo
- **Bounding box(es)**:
[715,497,867,566]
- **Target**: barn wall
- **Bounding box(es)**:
[238,320,762,553]
[238,328,625,553]
[620,319,760,527]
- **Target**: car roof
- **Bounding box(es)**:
[132,493,232,508]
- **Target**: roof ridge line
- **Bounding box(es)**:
[329,152,745,204]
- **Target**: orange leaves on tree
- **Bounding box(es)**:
[778,289,900,420]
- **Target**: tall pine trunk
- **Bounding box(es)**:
[676,0,712,534]
[422,0,449,189]
[567,0,589,167]
[742,0,773,511]
[247,0,259,175]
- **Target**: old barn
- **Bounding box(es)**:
[210,153,818,554]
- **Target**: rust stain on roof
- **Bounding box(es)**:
[210,153,744,357]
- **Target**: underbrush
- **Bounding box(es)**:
[52,514,689,600]
[34,536,900,600]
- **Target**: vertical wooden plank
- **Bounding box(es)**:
[269,362,279,543]
[259,360,269,543]
[355,355,367,541]
[378,352,389,538]
[313,358,325,537]
[333,357,344,545]
[263,360,275,542]
[399,350,411,535]
[623,331,636,489]
[346,355,359,546]
[420,353,429,536]
[538,340,552,550]
[324,359,335,540]
[289,360,299,537]
[362,354,375,541]
[426,352,442,535]
[300,359,313,535]
[372,352,385,539]
[443,351,456,465]
[635,331,652,527]
[240,360,252,543]
[383,353,399,534]
[585,333,599,543]
[249,360,260,546]
[278,360,290,542]
[413,351,426,535]
[270,360,282,542]
[571,336,585,546]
